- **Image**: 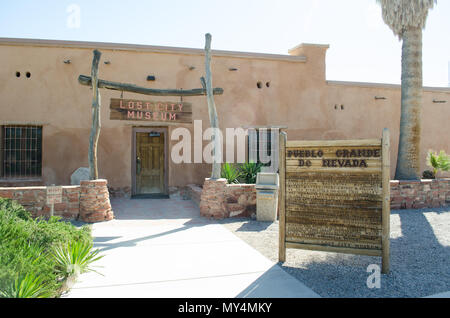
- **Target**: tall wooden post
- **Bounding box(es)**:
[204,33,221,179]
[381,128,391,274]
[278,131,287,262]
[89,50,101,180]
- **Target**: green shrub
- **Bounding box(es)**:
[221,163,241,184]
[0,273,53,298]
[422,170,435,179]
[427,150,450,178]
[0,197,93,298]
[0,199,31,221]
[239,161,263,184]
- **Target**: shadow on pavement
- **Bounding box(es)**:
[236,264,320,298]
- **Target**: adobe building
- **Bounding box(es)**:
[0,38,449,198]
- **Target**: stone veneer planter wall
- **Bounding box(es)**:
[196,178,450,220]
[390,178,450,209]
[1,179,448,221]
[0,179,114,223]
[0,185,80,219]
[79,180,114,223]
[199,178,256,219]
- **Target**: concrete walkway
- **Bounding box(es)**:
[65,197,319,298]
[424,291,450,298]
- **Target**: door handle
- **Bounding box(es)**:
[136,156,141,175]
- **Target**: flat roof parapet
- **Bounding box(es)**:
[288,43,330,57]
[0,37,307,63]
[327,80,450,92]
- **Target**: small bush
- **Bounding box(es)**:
[51,241,103,278]
[221,163,241,184]
[239,161,263,184]
[0,197,93,298]
[427,150,450,178]
[0,199,31,221]
[422,170,435,179]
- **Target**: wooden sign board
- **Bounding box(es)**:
[47,186,62,204]
[109,98,192,124]
[278,129,390,273]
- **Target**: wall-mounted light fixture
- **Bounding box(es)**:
[433,99,447,103]
[375,96,386,100]
[229,67,238,71]
[147,75,156,81]
[188,66,196,70]
[104,61,111,65]
[63,59,71,64]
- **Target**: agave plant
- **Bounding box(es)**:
[239,161,263,184]
[221,162,241,184]
[0,273,53,298]
[427,150,450,178]
[50,240,104,279]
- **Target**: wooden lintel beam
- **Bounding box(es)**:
[78,75,224,96]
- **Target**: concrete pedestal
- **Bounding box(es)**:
[256,190,278,221]
[255,173,279,222]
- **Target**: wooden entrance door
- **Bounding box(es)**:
[133,128,167,195]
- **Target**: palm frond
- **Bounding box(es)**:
[376,0,436,38]
[437,150,450,171]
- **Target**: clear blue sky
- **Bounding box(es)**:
[1,0,449,87]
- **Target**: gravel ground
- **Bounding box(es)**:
[220,207,450,298]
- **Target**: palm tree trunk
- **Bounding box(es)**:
[395,27,423,180]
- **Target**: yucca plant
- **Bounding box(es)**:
[0,273,53,298]
[221,162,241,184]
[239,161,263,184]
[51,240,104,279]
[427,150,450,178]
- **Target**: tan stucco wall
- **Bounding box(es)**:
[0,39,449,190]
[325,82,450,179]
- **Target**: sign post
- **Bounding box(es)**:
[46,185,62,217]
[279,129,390,273]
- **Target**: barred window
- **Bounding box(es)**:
[1,125,42,179]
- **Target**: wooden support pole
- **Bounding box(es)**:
[381,128,391,274]
[204,33,221,179]
[278,130,287,262]
[200,77,206,90]
[89,50,101,180]
[78,75,224,96]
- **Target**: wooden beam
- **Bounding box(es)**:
[89,50,101,180]
[78,75,224,96]
[204,33,221,179]
[285,242,382,257]
[381,128,391,274]
[278,131,287,263]
[200,77,206,90]
[286,139,382,147]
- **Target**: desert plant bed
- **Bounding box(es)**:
[0,198,102,298]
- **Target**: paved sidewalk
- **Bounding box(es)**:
[424,291,450,298]
[65,197,319,298]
